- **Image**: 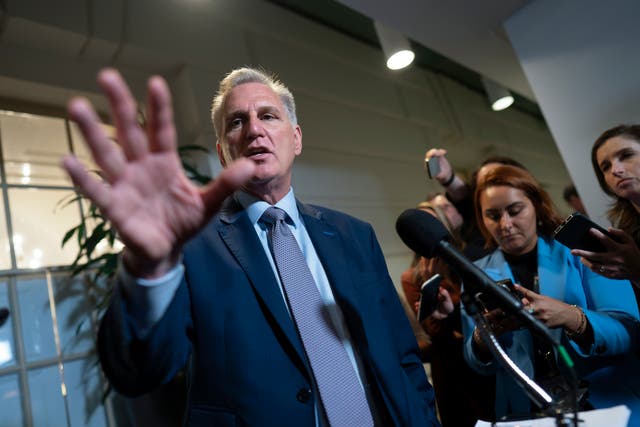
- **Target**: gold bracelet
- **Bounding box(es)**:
[565,305,587,339]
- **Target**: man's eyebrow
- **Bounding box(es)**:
[226,110,247,118]
[257,105,281,114]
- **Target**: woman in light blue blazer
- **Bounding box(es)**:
[461,165,640,423]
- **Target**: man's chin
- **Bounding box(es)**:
[248,173,275,185]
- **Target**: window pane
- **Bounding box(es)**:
[0,281,15,368]
[8,188,80,269]
[0,111,70,186]
[28,365,66,427]
[17,275,56,362]
[51,272,93,356]
[0,373,23,427]
[0,197,11,271]
[64,358,107,427]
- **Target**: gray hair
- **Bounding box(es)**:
[211,67,297,144]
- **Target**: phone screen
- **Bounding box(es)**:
[417,274,441,321]
[426,157,441,179]
[553,212,613,252]
[476,278,522,312]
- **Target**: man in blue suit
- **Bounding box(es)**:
[63,67,439,426]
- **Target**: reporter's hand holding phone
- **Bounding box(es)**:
[571,227,640,284]
[515,284,581,329]
[420,287,455,337]
[417,274,454,321]
[424,148,453,184]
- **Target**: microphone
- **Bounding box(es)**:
[395,208,558,345]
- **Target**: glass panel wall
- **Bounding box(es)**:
[0,108,112,426]
[0,112,70,186]
[8,189,80,269]
[0,281,14,368]
[0,373,23,427]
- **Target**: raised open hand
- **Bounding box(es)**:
[62,69,255,278]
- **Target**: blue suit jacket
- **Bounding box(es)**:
[98,197,439,426]
[461,236,640,421]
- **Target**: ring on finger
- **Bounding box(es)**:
[527,306,535,314]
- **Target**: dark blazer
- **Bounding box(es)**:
[98,197,439,426]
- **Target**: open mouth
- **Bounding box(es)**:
[245,148,271,160]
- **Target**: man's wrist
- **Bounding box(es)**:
[122,248,181,279]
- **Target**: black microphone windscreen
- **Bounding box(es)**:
[395,208,450,258]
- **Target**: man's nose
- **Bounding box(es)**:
[246,115,264,139]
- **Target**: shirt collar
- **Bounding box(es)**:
[236,187,301,228]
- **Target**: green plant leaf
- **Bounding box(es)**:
[61,226,80,248]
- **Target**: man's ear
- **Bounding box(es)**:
[293,125,302,155]
[216,142,227,168]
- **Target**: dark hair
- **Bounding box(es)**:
[474,165,562,248]
[591,124,640,242]
[470,156,527,191]
[562,184,579,203]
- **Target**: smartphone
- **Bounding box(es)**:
[426,156,441,179]
[476,278,522,312]
[417,274,442,321]
[553,212,614,252]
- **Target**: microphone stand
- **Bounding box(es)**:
[462,292,579,427]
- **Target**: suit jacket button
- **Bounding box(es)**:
[296,388,312,403]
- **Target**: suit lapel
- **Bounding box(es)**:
[217,197,308,372]
[297,202,361,314]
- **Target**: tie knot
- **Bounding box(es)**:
[260,206,287,226]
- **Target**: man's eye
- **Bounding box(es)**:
[262,114,275,121]
[229,118,243,128]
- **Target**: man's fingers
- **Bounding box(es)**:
[61,155,111,209]
[67,97,126,181]
[200,159,256,215]
[97,69,149,161]
[146,76,177,153]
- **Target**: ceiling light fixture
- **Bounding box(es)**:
[482,76,514,111]
[373,21,415,70]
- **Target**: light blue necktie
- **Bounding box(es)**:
[261,207,374,427]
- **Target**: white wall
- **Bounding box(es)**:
[505,0,640,226]
[0,0,570,289]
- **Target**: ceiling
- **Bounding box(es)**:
[269,0,540,119]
